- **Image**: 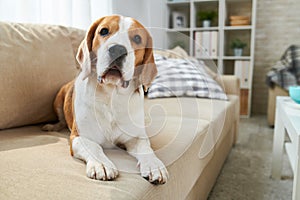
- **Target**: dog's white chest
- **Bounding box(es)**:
[74,74,145,147]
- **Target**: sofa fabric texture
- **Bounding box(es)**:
[0,22,240,200]
[0,22,85,129]
[0,95,238,200]
[267,85,289,126]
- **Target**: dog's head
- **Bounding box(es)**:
[76,15,157,91]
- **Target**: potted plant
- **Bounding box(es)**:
[197,10,217,27]
[230,38,247,56]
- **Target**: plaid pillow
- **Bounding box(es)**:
[147,55,228,100]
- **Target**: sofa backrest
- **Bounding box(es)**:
[0,22,85,129]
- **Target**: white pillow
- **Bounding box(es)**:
[147,55,228,100]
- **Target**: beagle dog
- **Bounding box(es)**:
[42,15,168,184]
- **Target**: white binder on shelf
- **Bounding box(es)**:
[234,60,250,89]
[194,32,203,58]
[201,31,210,57]
[194,31,218,58]
[210,31,218,57]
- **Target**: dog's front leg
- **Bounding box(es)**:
[125,138,169,184]
[72,136,118,180]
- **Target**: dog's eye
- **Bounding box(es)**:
[99,28,109,36]
[133,35,142,44]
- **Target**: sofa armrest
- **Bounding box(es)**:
[267,85,289,126]
[216,75,240,96]
[216,75,240,145]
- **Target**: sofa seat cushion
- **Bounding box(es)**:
[144,95,238,121]
[0,22,85,129]
[144,95,239,158]
[0,95,238,200]
[0,107,235,200]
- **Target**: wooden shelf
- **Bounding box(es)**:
[222,56,251,60]
[193,0,219,3]
[224,25,253,30]
[166,1,190,6]
[167,28,190,32]
[193,27,219,31]
[226,0,252,3]
[165,0,256,117]
[196,56,218,60]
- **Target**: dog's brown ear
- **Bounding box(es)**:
[141,34,157,92]
[76,41,91,79]
[76,18,103,80]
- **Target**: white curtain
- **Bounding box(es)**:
[0,0,112,29]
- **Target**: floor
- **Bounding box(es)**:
[208,115,293,200]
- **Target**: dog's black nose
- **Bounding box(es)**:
[108,45,128,61]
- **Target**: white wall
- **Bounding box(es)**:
[111,0,165,50]
[145,0,166,50]
[112,0,148,25]
[0,0,112,29]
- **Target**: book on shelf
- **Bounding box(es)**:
[234,60,250,89]
[194,31,218,58]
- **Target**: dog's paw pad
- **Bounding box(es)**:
[150,179,161,185]
[140,156,168,185]
[86,160,118,181]
[141,168,168,184]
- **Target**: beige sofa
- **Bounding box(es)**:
[0,22,240,200]
[267,85,289,126]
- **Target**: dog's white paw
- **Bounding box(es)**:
[86,160,119,181]
[139,155,169,184]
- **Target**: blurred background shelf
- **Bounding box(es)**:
[165,0,257,117]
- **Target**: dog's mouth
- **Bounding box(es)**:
[98,65,130,88]
[104,66,122,78]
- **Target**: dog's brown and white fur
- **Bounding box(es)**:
[43,15,168,184]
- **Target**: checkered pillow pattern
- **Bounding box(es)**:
[147,55,228,100]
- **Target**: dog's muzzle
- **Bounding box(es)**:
[98,44,130,88]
